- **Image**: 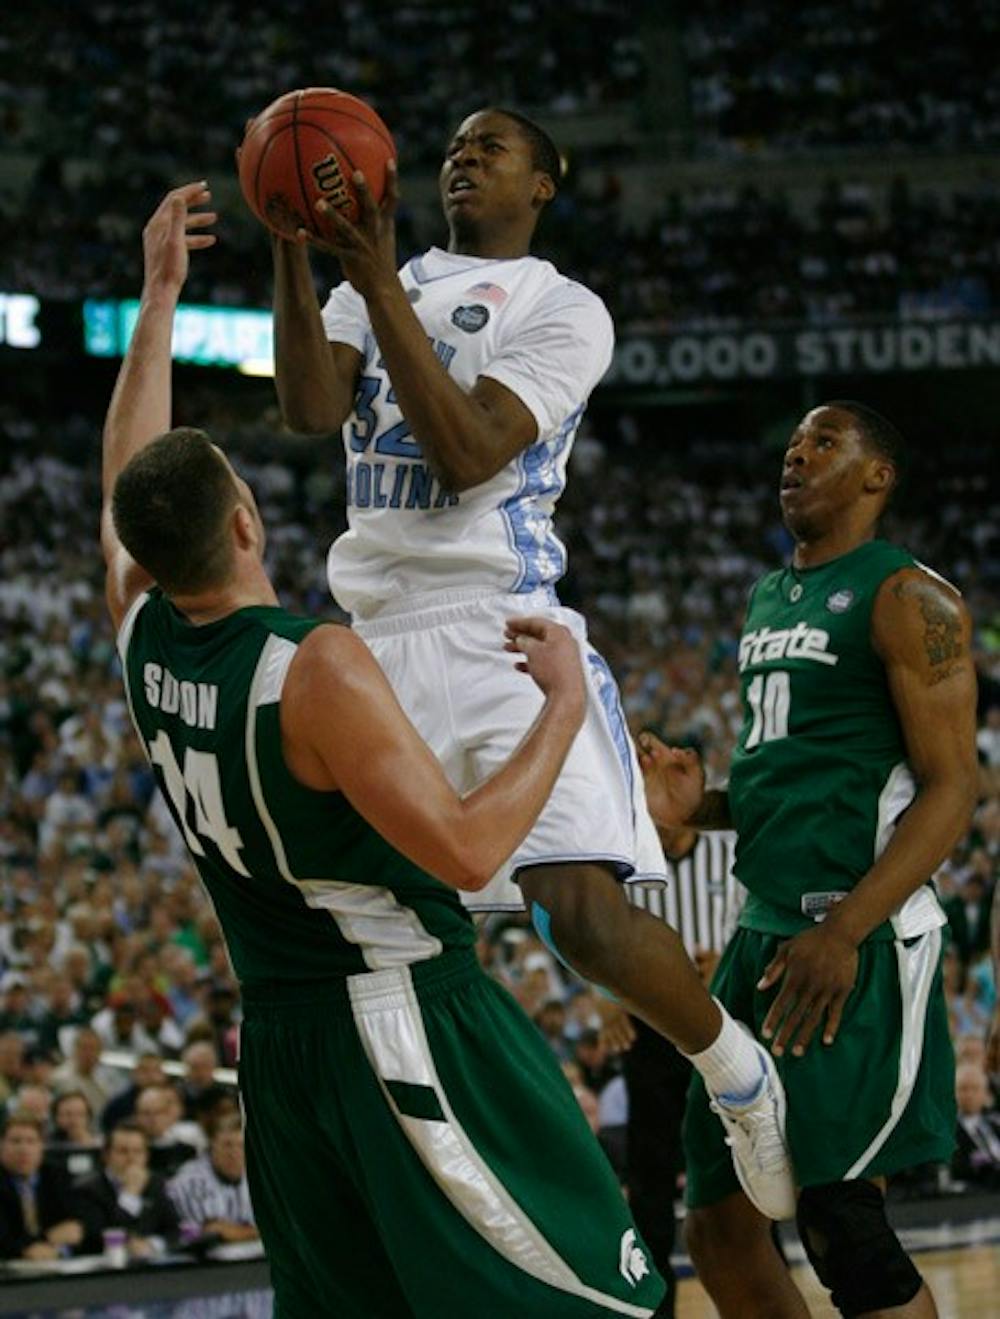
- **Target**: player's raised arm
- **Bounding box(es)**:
[311,167,541,492]
[820,567,979,948]
[280,617,586,890]
[101,183,217,630]
[271,234,362,435]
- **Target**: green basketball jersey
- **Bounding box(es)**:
[729,539,947,942]
[118,589,474,986]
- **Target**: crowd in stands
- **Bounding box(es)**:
[4,4,1000,328]
[683,0,1000,155]
[1,396,998,1243]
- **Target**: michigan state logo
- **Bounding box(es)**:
[451,304,490,333]
[312,154,351,211]
[618,1229,650,1288]
[826,589,855,614]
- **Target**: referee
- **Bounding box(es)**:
[623,824,741,1318]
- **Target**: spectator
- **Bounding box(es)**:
[50,1026,124,1119]
[952,1061,1000,1188]
[46,1089,102,1182]
[134,1085,200,1177]
[0,1033,25,1106]
[76,1119,181,1259]
[178,1042,228,1126]
[101,1051,168,1133]
[90,997,159,1056]
[35,975,88,1056]
[167,1116,258,1244]
[0,1112,84,1260]
[8,1083,52,1131]
[0,973,39,1043]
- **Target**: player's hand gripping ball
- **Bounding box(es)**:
[238,88,396,240]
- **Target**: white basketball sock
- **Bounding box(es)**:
[683,998,765,1104]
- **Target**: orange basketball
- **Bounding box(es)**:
[238,87,396,240]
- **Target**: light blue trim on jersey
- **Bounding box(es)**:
[409,253,512,286]
[501,406,582,593]
[586,652,636,827]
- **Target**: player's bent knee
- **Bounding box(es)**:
[796,1181,922,1317]
[519,862,626,975]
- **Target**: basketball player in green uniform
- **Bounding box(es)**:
[640,401,978,1319]
[101,183,670,1317]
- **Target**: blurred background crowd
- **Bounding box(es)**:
[1,0,999,1266]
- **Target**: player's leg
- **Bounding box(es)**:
[796,1179,933,1318]
[685,1193,808,1319]
[623,1023,690,1312]
[681,932,809,1317]
[345,950,668,1318]
[782,929,953,1317]
[519,861,793,1219]
[518,861,723,1054]
[239,1001,415,1319]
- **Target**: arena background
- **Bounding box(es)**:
[1,2,998,1314]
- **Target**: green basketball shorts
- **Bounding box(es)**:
[684,925,955,1207]
[239,949,666,1317]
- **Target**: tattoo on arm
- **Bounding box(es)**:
[892,579,963,679]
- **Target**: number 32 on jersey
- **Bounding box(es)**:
[148,731,250,876]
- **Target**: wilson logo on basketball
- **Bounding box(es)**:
[312,155,351,209]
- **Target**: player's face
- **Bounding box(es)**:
[440,111,545,227]
[779,406,882,537]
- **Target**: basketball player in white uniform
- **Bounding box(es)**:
[267,107,794,1219]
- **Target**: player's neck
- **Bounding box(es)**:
[792,525,877,570]
[446,222,533,260]
[170,569,279,625]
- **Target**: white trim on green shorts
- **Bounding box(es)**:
[843,926,940,1180]
[348,963,657,1318]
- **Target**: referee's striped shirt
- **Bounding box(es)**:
[167,1155,256,1227]
[627,832,742,957]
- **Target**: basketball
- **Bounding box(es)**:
[238,87,396,240]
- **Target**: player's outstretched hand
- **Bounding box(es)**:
[636,731,705,829]
[504,617,585,716]
[757,923,859,1057]
[142,182,217,298]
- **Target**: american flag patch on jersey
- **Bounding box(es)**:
[464,281,508,306]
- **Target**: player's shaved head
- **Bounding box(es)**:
[112,427,240,594]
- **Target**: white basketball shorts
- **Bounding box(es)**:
[353,587,667,911]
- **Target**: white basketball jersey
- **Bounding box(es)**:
[321,247,614,618]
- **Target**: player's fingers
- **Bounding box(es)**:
[186,235,217,249]
[822,992,849,1046]
[173,180,211,204]
[505,615,549,640]
[756,947,787,993]
[788,996,827,1056]
[185,210,218,229]
[316,199,358,244]
[770,992,812,1057]
[352,171,378,222]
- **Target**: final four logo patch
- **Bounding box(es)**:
[826,589,855,613]
[451,304,490,333]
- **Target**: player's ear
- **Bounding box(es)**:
[532,173,556,209]
[233,504,258,550]
[864,458,894,494]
